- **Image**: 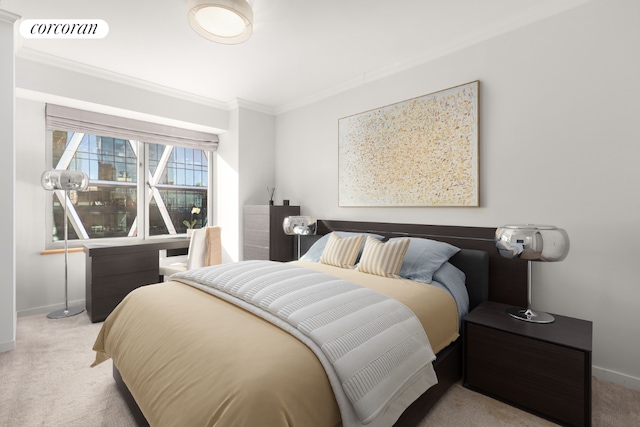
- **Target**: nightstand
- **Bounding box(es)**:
[463,301,592,427]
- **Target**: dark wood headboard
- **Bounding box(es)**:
[313,220,528,308]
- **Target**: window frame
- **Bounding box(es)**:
[43,131,216,249]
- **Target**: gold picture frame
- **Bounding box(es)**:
[338,81,479,207]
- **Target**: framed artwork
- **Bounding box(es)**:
[338,81,479,207]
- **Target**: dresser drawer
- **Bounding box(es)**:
[243,205,300,261]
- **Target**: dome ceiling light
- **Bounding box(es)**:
[187,0,253,45]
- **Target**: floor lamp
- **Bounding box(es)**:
[283,216,317,259]
[42,170,89,319]
[495,224,570,324]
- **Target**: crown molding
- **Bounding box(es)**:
[0,8,20,23]
[17,48,276,115]
[227,98,276,115]
[16,48,231,110]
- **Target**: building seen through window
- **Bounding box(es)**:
[49,130,209,241]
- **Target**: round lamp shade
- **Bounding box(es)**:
[283,216,317,236]
[495,224,569,262]
[41,170,89,191]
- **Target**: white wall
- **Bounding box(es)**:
[237,104,276,260]
[0,9,19,353]
[215,102,276,262]
[215,109,240,263]
[238,104,277,206]
[14,98,88,315]
[275,0,640,389]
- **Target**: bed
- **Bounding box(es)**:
[92,220,527,427]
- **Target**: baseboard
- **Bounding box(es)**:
[0,340,16,353]
[593,365,640,392]
[17,299,86,318]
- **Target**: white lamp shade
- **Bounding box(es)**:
[188,0,253,44]
[495,224,569,262]
[283,216,317,236]
[495,224,569,323]
[41,170,89,191]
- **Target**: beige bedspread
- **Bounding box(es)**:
[92,261,459,427]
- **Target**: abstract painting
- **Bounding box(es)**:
[338,81,479,207]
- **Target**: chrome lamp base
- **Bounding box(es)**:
[47,307,85,319]
[506,307,555,324]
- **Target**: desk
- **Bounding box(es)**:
[84,238,190,323]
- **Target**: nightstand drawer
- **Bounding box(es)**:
[465,322,588,426]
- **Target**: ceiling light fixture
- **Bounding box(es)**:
[187,0,253,45]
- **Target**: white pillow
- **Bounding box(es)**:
[357,236,410,278]
[319,232,365,269]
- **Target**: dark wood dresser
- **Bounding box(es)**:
[243,205,300,262]
[83,238,190,322]
[463,301,592,426]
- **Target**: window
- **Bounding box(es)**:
[45,104,218,243]
[148,141,209,236]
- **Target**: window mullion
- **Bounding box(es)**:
[54,190,89,239]
[149,146,177,234]
[134,140,146,239]
[207,151,214,227]
[152,187,177,234]
[55,132,84,170]
[128,217,138,238]
[152,146,173,185]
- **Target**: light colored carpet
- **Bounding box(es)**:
[0,312,136,427]
[1,313,639,427]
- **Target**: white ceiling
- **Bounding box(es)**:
[3,0,587,112]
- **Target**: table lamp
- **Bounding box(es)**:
[495,224,569,323]
[283,216,317,259]
[42,170,89,319]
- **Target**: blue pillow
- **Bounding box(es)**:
[431,262,469,322]
[300,232,384,262]
[390,237,460,284]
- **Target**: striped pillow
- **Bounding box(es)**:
[319,232,365,269]
[357,236,410,278]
